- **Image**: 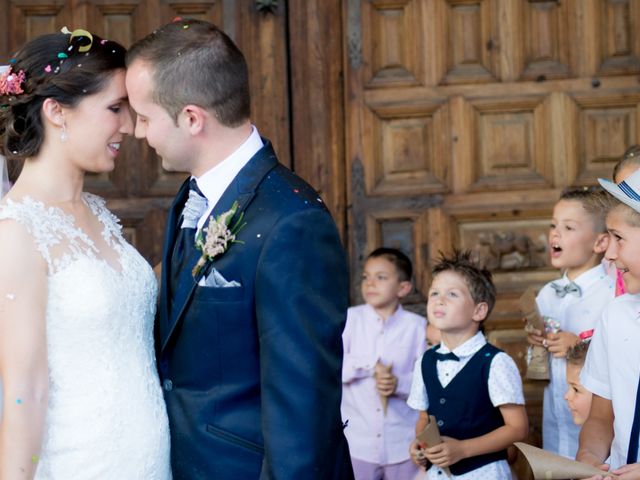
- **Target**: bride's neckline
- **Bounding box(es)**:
[3,193,125,274]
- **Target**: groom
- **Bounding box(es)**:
[126,19,354,479]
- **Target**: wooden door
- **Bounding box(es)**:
[0,0,292,267]
[344,0,640,464]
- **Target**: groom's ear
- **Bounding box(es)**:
[179,104,208,136]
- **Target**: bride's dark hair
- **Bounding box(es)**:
[0,31,126,161]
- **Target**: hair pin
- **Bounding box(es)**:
[61,26,94,53]
[57,52,68,59]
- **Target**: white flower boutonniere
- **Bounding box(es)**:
[192,201,246,277]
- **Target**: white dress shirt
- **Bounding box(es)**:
[192,126,263,231]
[581,293,640,470]
[536,262,615,458]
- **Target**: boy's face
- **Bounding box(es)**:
[564,363,593,426]
[549,199,605,276]
[427,271,486,335]
[606,206,640,294]
[361,257,409,312]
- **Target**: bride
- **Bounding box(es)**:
[0,29,171,478]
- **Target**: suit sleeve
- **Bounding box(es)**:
[255,207,351,480]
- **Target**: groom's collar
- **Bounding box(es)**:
[194,126,263,208]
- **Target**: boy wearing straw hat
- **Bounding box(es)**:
[577,169,640,479]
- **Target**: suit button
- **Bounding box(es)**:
[163,379,173,391]
[437,420,444,427]
[440,398,446,404]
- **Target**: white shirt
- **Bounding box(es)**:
[536,262,615,458]
[581,293,640,470]
[407,332,524,480]
[193,126,263,231]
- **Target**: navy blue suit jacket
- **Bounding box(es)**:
[158,141,354,479]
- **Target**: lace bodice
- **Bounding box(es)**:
[0,194,171,479]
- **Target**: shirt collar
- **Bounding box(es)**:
[438,331,486,358]
[193,126,263,207]
[562,262,607,292]
[363,303,405,325]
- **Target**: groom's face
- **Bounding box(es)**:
[126,60,189,172]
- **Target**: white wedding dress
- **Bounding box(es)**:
[0,193,171,479]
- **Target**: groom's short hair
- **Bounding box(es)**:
[126,19,250,127]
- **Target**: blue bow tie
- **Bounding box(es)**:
[550,281,581,298]
[435,351,459,362]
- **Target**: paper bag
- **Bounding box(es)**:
[416,415,451,478]
[376,361,393,415]
[519,287,550,381]
[515,442,617,479]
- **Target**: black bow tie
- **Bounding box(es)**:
[435,351,459,362]
[550,281,581,298]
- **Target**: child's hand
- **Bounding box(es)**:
[612,462,640,479]
[577,452,609,479]
[423,436,466,468]
[409,440,429,468]
[525,320,545,347]
[375,371,398,396]
[546,331,580,358]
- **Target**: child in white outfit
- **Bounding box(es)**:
[527,188,614,459]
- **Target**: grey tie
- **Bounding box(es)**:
[180,179,208,229]
[550,281,581,298]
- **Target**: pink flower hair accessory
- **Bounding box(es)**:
[0,66,26,96]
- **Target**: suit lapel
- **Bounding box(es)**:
[161,141,279,353]
[159,178,191,339]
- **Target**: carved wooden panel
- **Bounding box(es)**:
[597,0,640,75]
[454,94,553,192]
[522,0,570,80]
[365,99,450,196]
[7,0,69,50]
[441,0,498,84]
[568,91,640,184]
[364,209,429,300]
[360,0,424,88]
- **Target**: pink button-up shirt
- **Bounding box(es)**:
[341,303,426,464]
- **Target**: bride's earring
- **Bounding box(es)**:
[60,121,68,143]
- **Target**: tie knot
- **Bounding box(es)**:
[181,178,208,230]
[435,350,459,362]
[550,281,581,298]
[189,178,204,198]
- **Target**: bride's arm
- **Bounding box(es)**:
[0,219,49,480]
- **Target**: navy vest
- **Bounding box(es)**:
[421,343,508,475]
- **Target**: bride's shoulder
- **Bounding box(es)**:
[0,195,47,224]
[0,203,42,267]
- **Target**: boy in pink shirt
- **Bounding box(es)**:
[342,248,427,480]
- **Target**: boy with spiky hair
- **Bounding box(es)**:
[408,251,528,479]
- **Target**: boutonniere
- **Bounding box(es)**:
[192,201,246,277]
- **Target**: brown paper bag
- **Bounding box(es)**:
[416,415,451,478]
[519,287,550,381]
[515,442,617,479]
